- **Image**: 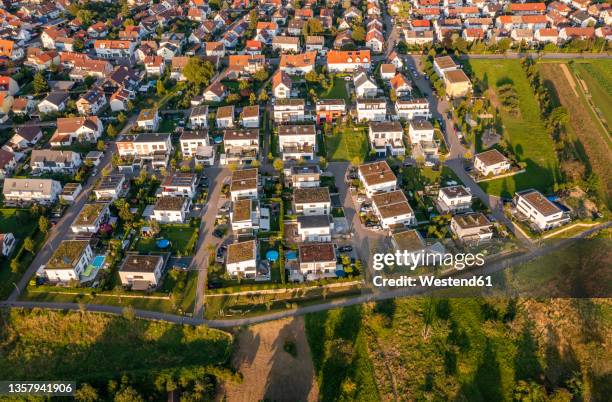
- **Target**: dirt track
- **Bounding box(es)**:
[220,317,319,402]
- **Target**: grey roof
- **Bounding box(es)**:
[43,91,70,106]
[297,214,332,229]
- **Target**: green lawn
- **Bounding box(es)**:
[0,309,233,382]
[320,77,350,102]
[135,225,198,256]
[469,60,560,197]
[326,126,369,163]
[570,59,612,131]
[158,118,177,133]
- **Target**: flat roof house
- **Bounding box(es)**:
[396,98,431,121]
[226,240,258,278]
[223,129,259,164]
[371,190,415,229]
[153,196,191,223]
[230,199,260,232]
[293,187,331,216]
[437,185,472,214]
[358,161,397,197]
[514,189,570,231]
[287,165,321,188]
[408,119,434,144]
[71,203,109,234]
[189,105,209,128]
[274,99,305,123]
[450,212,494,244]
[30,150,82,175]
[119,254,165,290]
[368,121,405,157]
[474,149,511,177]
[443,69,472,98]
[278,124,316,161]
[356,98,386,122]
[136,108,159,131]
[45,240,94,283]
[241,105,260,128]
[298,243,337,277]
[230,168,259,201]
[180,131,215,166]
[160,172,197,198]
[217,105,234,128]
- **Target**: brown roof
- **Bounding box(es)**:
[232,168,258,181]
[47,240,90,270]
[372,190,414,219]
[294,187,330,204]
[392,229,425,252]
[278,125,316,136]
[518,189,561,216]
[452,212,491,229]
[444,69,470,84]
[154,196,187,211]
[280,51,317,69]
[434,55,457,70]
[358,161,397,186]
[242,105,259,119]
[217,105,234,119]
[475,149,509,166]
[120,255,163,273]
[272,70,292,89]
[56,116,100,134]
[227,240,256,264]
[223,128,258,141]
[232,199,252,222]
[441,185,471,199]
[299,243,336,263]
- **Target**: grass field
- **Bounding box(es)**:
[319,78,350,101]
[135,225,198,256]
[570,60,612,132]
[326,126,369,163]
[468,60,559,197]
[0,309,233,382]
[538,62,612,207]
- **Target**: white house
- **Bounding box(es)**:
[37,92,69,114]
[294,187,331,216]
[189,105,209,129]
[94,174,126,201]
[274,99,306,122]
[180,131,215,165]
[272,70,292,99]
[230,168,259,201]
[216,105,234,128]
[288,165,321,188]
[2,178,62,205]
[356,98,387,122]
[327,50,371,72]
[437,185,472,214]
[160,172,197,198]
[153,196,191,223]
[226,240,258,278]
[118,255,164,290]
[297,215,334,242]
[354,71,378,98]
[45,240,94,283]
[278,124,317,161]
[433,55,459,77]
[241,105,260,128]
[51,117,104,147]
[408,119,435,144]
[371,190,415,229]
[474,149,511,177]
[76,88,107,116]
[396,99,432,120]
[358,161,397,197]
[230,199,261,232]
[298,243,337,277]
[30,150,82,174]
[369,121,405,157]
[514,189,570,231]
[136,109,160,131]
[450,213,494,244]
[71,203,109,234]
[223,129,259,163]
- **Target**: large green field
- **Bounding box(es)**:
[469,60,560,197]
[326,126,369,163]
[570,59,612,133]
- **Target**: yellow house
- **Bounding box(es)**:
[443,70,472,98]
[0,92,14,114]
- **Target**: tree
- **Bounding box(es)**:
[253,69,269,82]
[10,258,19,273]
[239,79,250,91]
[351,26,366,42]
[97,140,105,152]
[351,156,361,167]
[74,384,99,402]
[273,158,284,172]
[249,92,257,105]
[113,386,143,402]
[302,18,324,36]
[33,72,49,95]
[106,125,117,138]
[259,91,268,102]
[23,237,34,254]
[183,58,215,87]
[389,88,397,102]
[39,216,49,233]
[73,38,84,52]
[248,9,258,31]
[156,79,165,96]
[318,156,328,170]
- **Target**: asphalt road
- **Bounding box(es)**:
[1,220,607,328]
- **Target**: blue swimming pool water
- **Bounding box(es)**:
[91,255,106,269]
[286,251,297,260]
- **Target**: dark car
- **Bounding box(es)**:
[207,279,222,289]
[338,245,353,253]
[213,228,224,238]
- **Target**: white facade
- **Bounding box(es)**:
[356,99,386,122]
[2,178,62,205]
[514,189,570,231]
[396,99,432,120]
[437,186,472,214]
[408,120,435,144]
[45,241,94,283]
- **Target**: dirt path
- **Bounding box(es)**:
[559,63,579,97]
[220,317,319,402]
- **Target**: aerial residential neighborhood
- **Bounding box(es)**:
[0,0,609,399]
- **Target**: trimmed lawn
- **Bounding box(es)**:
[158,118,177,133]
[469,60,559,197]
[326,126,369,163]
[320,77,350,102]
[135,224,198,256]
[0,209,38,238]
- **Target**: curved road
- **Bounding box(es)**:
[1,221,608,328]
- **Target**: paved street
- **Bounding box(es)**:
[192,167,231,317]
[8,115,138,302]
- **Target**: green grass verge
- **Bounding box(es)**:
[469,60,560,197]
[570,59,612,132]
[134,225,198,256]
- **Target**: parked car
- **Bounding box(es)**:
[213,228,224,238]
[338,245,353,253]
